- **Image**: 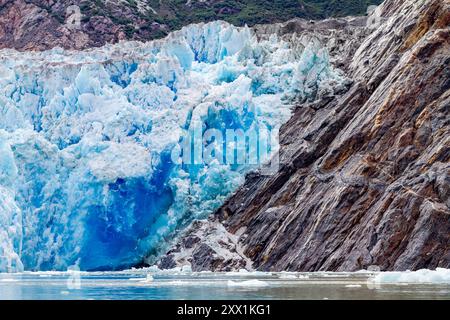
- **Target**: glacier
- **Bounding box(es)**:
[0,21,347,272]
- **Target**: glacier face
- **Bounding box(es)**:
[0,21,346,272]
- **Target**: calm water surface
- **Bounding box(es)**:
[1,271,449,300]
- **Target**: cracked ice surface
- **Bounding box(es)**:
[0,21,346,272]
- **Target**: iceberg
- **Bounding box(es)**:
[372,269,450,284]
[0,21,346,272]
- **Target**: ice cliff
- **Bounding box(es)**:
[0,21,346,272]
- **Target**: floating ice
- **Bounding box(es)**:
[372,269,450,284]
[0,21,346,272]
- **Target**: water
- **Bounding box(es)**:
[1,271,449,300]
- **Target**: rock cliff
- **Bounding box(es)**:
[0,0,382,51]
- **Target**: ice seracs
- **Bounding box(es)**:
[0,21,345,272]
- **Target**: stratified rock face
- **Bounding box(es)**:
[161,0,450,272]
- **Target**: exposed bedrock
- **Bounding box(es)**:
[160,0,450,272]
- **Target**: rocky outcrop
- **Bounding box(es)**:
[160,0,450,272]
[0,0,381,51]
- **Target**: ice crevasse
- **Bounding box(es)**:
[0,21,347,272]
